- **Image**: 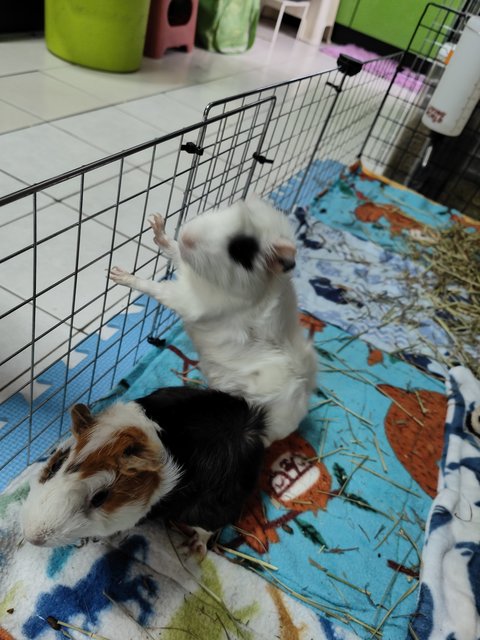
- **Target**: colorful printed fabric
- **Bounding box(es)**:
[289,165,480,377]
[0,318,444,640]
[2,164,479,640]
[290,214,448,375]
[0,465,352,640]
[221,321,445,640]
[409,367,480,640]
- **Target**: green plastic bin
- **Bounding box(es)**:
[45,0,152,72]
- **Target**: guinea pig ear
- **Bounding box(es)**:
[122,446,161,475]
[268,240,297,274]
[70,403,94,438]
[117,430,161,475]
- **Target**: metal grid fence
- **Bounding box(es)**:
[0,1,478,487]
[362,2,480,218]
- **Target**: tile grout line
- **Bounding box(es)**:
[0,282,89,336]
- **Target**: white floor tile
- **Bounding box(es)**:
[150,47,260,85]
[0,124,121,200]
[0,172,55,225]
[0,72,104,120]
[62,167,185,243]
[0,287,85,404]
[167,65,308,110]
[117,93,201,133]
[42,54,195,105]
[0,37,68,77]
[43,48,261,106]
[0,200,159,331]
[0,100,41,134]
[53,106,168,157]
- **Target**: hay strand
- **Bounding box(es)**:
[408,221,480,377]
[217,545,278,571]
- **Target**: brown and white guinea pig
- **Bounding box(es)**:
[21,386,266,550]
[109,194,317,445]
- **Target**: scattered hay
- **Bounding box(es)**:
[406,221,480,377]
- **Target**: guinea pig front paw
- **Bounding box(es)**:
[109,266,134,286]
[180,536,208,562]
[176,524,211,562]
[148,214,170,249]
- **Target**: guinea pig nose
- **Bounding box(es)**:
[279,257,296,272]
[27,533,48,546]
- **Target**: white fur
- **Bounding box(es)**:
[22,402,181,547]
[110,195,317,444]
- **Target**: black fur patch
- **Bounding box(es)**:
[137,386,266,531]
[228,235,259,271]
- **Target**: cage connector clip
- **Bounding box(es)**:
[253,152,274,165]
[181,142,204,156]
[337,54,363,77]
[147,336,167,348]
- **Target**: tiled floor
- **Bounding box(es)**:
[0,19,336,403]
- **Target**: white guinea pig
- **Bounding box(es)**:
[22,387,266,551]
[110,194,317,444]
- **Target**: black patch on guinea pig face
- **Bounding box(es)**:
[39,447,70,483]
[228,235,260,271]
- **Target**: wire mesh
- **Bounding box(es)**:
[0,98,277,483]
[361,2,480,219]
[1,3,478,487]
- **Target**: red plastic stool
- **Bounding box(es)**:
[144,0,199,58]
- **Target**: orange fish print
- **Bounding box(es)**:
[298,312,325,338]
[450,214,480,232]
[0,627,15,640]
[355,202,424,236]
[236,433,332,553]
[367,347,384,366]
[380,384,447,497]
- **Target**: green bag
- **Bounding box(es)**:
[197,0,260,54]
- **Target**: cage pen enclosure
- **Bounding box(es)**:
[0,50,398,490]
[361,2,480,219]
[1,5,480,638]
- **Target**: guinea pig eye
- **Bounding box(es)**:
[90,489,110,509]
[40,447,70,484]
[123,444,143,457]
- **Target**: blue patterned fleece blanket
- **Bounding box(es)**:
[288,165,480,379]
[409,366,480,640]
[78,320,446,640]
[2,164,479,640]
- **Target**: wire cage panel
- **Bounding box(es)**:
[362,2,480,219]
[0,96,282,488]
[0,52,421,488]
[2,3,478,489]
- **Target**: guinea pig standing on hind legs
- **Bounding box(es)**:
[110,194,317,444]
[21,387,266,554]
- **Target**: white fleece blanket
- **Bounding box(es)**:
[0,465,357,640]
[409,366,480,639]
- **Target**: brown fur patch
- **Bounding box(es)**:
[39,447,70,484]
[72,419,97,455]
[77,427,162,511]
[102,469,161,514]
